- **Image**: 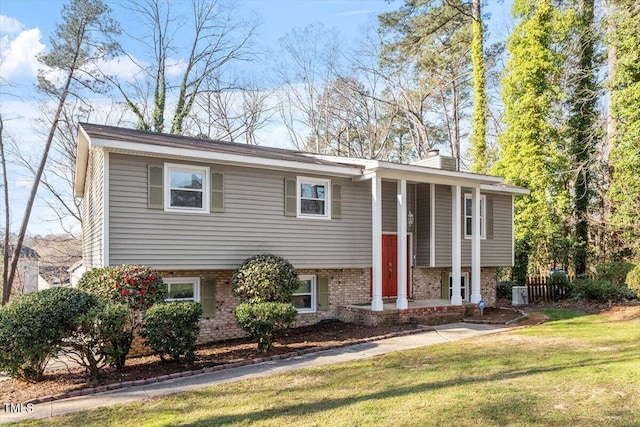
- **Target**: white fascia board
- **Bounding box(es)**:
[309,154,379,169]
[480,183,530,195]
[355,165,502,187]
[74,127,91,197]
[91,138,363,177]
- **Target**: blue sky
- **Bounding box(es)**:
[0,0,513,236]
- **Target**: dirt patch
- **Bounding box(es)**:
[599,305,640,321]
[463,307,527,324]
[0,321,419,404]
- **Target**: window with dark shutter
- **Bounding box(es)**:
[148,165,164,209]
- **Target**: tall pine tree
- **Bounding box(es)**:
[566,0,598,275]
[469,0,488,173]
[493,0,572,276]
[607,0,640,260]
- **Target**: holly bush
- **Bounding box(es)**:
[231,254,300,304]
[0,288,100,381]
[143,302,202,363]
[234,302,297,352]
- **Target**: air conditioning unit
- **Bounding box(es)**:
[512,286,528,306]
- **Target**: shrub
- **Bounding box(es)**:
[78,265,166,311]
[548,271,569,287]
[78,265,166,368]
[232,254,300,304]
[143,302,202,363]
[626,265,640,297]
[234,302,297,352]
[64,302,130,379]
[496,281,515,299]
[570,279,637,302]
[0,288,100,381]
[595,262,636,286]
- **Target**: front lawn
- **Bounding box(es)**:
[16,307,640,426]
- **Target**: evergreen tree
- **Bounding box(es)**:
[469,0,488,173]
[493,0,573,273]
[606,0,640,259]
[566,0,598,275]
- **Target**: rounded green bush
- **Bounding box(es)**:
[570,279,636,302]
[232,254,300,304]
[143,302,202,363]
[595,262,636,286]
[234,302,297,352]
[625,265,640,297]
[0,288,100,381]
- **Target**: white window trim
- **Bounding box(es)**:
[449,272,470,302]
[295,274,317,313]
[296,176,331,220]
[164,163,210,213]
[164,277,201,302]
[464,194,486,239]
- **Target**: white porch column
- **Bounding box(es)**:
[396,179,408,309]
[371,174,384,311]
[451,184,462,305]
[471,186,482,303]
[430,183,436,267]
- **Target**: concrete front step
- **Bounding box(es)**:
[410,313,464,326]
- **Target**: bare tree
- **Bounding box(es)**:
[1,114,10,304]
[4,0,119,302]
[111,0,258,135]
[185,72,274,144]
[274,24,343,152]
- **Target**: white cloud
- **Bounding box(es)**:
[0,15,25,34]
[98,54,146,82]
[0,27,45,82]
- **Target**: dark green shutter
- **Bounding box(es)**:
[486,198,494,239]
[211,172,224,212]
[441,271,450,300]
[201,278,216,318]
[148,165,164,209]
[332,184,342,219]
[317,277,330,311]
[284,178,297,217]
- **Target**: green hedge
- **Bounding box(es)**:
[234,302,297,352]
[143,302,202,363]
[0,288,100,381]
[570,279,637,302]
[595,262,636,286]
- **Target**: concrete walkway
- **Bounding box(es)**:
[1,323,506,424]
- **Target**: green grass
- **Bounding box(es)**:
[15,309,640,427]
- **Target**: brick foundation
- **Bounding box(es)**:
[127,266,497,356]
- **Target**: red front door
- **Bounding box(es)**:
[379,234,411,298]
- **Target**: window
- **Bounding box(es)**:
[164,277,200,302]
[449,272,470,302]
[297,177,331,219]
[165,163,209,212]
[464,194,486,239]
[293,275,317,313]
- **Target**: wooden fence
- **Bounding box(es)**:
[526,275,571,303]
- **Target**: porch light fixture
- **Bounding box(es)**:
[408,211,415,227]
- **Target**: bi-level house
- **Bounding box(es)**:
[75,123,527,342]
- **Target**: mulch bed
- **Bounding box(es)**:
[0,321,422,404]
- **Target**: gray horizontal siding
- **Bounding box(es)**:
[434,185,513,268]
[108,154,372,270]
[416,183,430,266]
[381,180,415,234]
[82,148,104,269]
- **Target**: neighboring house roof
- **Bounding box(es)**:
[5,245,40,259]
[75,123,529,197]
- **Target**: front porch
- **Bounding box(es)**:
[339,299,477,327]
